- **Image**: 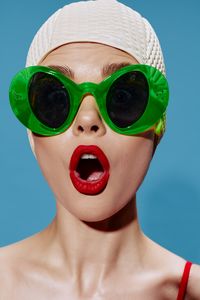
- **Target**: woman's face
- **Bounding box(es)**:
[31,43,155,222]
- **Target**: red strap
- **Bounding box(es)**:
[176,261,192,300]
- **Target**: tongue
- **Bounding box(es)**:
[87,171,103,182]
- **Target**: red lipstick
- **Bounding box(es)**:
[69,145,110,195]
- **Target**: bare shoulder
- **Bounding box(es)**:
[0,230,64,299]
[0,233,45,294]
[141,235,191,298]
[0,238,31,269]
[187,263,200,299]
[145,236,200,299]
[0,243,20,294]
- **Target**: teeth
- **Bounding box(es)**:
[81,154,97,159]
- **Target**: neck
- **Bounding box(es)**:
[41,196,146,295]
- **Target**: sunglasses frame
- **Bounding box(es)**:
[9,64,169,136]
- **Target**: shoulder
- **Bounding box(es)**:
[0,244,19,295]
[0,235,45,298]
[0,234,43,289]
[142,236,191,298]
[187,263,200,299]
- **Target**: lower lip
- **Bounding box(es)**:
[70,170,109,195]
[69,146,110,195]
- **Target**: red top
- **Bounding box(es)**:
[176,261,192,300]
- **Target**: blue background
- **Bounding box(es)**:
[0,1,200,263]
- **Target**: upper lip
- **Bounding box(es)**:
[69,145,110,173]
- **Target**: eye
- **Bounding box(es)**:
[106,71,149,128]
[110,88,133,108]
[29,72,70,128]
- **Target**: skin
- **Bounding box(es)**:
[1,43,200,299]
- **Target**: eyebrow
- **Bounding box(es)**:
[47,64,75,79]
[102,62,132,77]
[46,62,132,80]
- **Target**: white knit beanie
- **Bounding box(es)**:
[26,0,166,152]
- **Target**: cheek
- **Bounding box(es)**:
[33,135,71,191]
[122,139,153,179]
[110,136,154,204]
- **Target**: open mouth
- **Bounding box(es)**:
[76,154,104,181]
[69,145,110,195]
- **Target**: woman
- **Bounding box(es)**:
[1,0,200,298]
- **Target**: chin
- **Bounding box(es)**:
[71,206,123,224]
[55,184,134,225]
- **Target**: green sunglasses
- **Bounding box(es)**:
[9,64,169,136]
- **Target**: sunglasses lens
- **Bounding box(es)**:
[29,72,70,128]
[106,71,149,128]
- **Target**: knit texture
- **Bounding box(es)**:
[26,0,166,75]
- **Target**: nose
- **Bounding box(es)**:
[72,95,106,137]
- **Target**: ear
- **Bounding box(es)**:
[27,129,36,157]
